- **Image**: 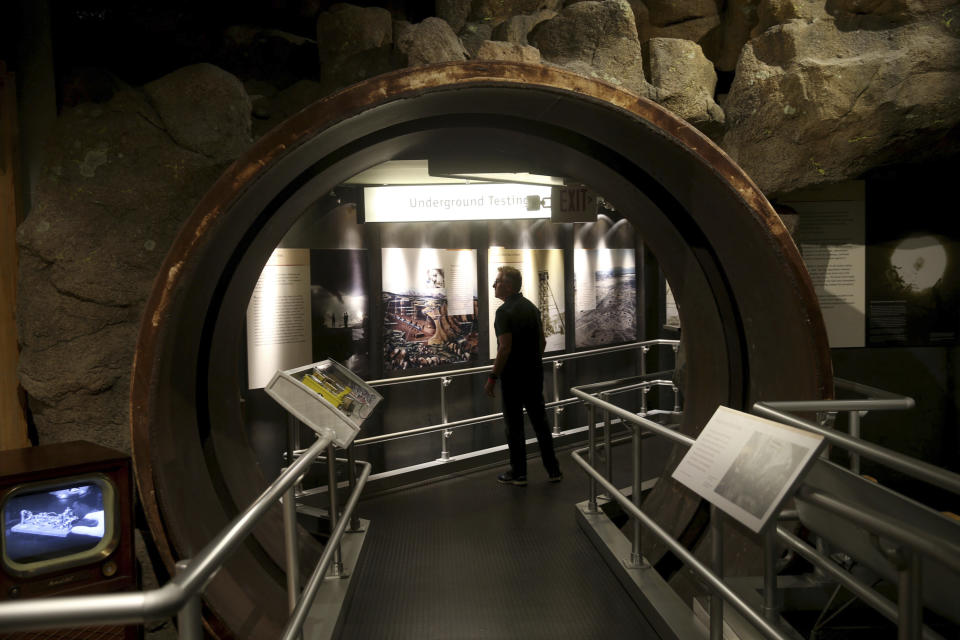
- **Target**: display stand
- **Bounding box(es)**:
[672,406,824,532]
[265,359,383,448]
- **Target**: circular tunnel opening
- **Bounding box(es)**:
[130,62,831,638]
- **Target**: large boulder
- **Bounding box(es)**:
[398,17,469,66]
[475,39,543,63]
[219,25,319,90]
[436,0,473,33]
[531,0,648,96]
[632,0,722,46]
[646,38,725,136]
[316,4,399,88]
[468,0,565,25]
[459,21,494,58]
[17,66,253,451]
[491,9,558,44]
[722,5,960,195]
[143,63,252,162]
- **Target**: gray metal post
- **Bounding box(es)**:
[898,549,922,640]
[552,361,563,435]
[287,415,303,494]
[175,560,202,640]
[641,345,649,376]
[327,445,343,576]
[282,485,299,614]
[672,385,680,413]
[641,387,649,414]
[438,376,452,461]
[710,506,724,640]
[763,526,781,622]
[849,409,862,475]
[601,391,612,487]
[587,402,597,512]
[630,426,645,567]
[346,445,361,532]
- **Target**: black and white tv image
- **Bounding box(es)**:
[2,476,114,573]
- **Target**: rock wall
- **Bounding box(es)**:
[16,0,960,455]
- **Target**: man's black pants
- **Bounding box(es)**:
[501,373,560,478]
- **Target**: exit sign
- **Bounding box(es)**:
[551,185,597,222]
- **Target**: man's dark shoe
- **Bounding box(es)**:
[548,471,563,483]
[497,471,527,486]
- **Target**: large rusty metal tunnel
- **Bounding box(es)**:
[130,62,831,637]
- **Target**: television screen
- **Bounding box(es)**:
[2,475,115,575]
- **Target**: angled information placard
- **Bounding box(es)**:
[672,406,825,533]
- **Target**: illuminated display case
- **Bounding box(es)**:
[265,358,383,447]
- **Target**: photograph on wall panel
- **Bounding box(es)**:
[866,218,959,347]
[488,247,566,355]
[381,248,479,371]
[310,249,370,377]
[573,248,637,348]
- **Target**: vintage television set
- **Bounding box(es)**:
[0,440,137,639]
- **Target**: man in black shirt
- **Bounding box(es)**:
[485,266,562,486]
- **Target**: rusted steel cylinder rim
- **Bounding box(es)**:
[131,62,831,638]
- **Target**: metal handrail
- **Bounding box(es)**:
[0,433,367,637]
[752,403,960,495]
[776,526,945,640]
[351,372,676,447]
[365,339,678,388]
[761,377,916,412]
[572,381,959,640]
[571,447,794,640]
[570,387,693,447]
[350,339,679,464]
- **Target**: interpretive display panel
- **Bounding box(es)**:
[793,200,866,348]
[488,247,566,355]
[573,248,636,347]
[266,358,383,448]
[381,248,479,371]
[310,249,369,376]
[246,248,312,389]
[672,406,824,533]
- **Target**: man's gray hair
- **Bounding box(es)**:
[498,265,522,291]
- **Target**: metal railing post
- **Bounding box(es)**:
[438,376,453,461]
[763,525,781,622]
[601,391,612,487]
[641,387,649,414]
[552,361,563,435]
[640,345,649,376]
[849,409,863,475]
[282,484,299,615]
[710,506,724,640]
[288,415,302,494]
[326,445,343,576]
[587,402,597,512]
[898,548,922,640]
[175,560,202,640]
[629,425,645,568]
[672,384,680,413]
[346,445,361,532]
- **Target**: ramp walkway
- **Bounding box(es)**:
[338,454,657,639]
